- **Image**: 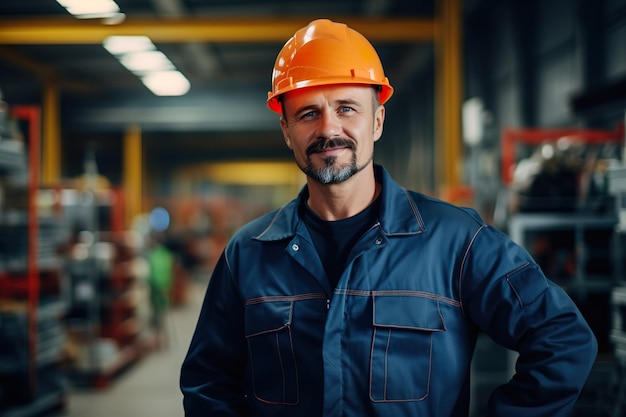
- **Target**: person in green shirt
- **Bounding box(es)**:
[148,235,174,349]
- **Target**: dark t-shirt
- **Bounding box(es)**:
[301,195,380,289]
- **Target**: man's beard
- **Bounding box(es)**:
[297,138,370,185]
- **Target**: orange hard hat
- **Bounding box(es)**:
[267,19,394,114]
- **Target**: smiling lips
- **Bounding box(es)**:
[306,138,356,156]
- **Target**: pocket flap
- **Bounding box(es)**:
[245,300,293,337]
[373,295,445,332]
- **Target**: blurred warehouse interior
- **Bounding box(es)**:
[0,0,626,416]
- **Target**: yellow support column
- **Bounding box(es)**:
[42,82,61,185]
[123,124,142,229]
[436,0,464,194]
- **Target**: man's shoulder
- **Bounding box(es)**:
[403,189,485,227]
[230,199,298,244]
[232,208,280,237]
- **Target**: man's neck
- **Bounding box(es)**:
[305,166,380,221]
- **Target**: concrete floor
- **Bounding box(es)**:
[60,279,205,417]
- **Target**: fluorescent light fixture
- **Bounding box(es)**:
[120,50,175,73]
[141,71,191,96]
[103,36,155,55]
[101,30,191,96]
[56,0,121,18]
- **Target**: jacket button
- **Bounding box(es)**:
[374,238,382,245]
[292,244,299,251]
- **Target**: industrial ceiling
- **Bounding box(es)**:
[0,0,465,180]
[0,0,442,125]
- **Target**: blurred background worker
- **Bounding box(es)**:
[147,232,174,350]
[180,19,597,417]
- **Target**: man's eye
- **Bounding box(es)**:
[300,111,317,119]
[339,106,354,113]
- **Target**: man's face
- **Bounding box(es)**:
[279,84,385,185]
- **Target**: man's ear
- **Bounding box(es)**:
[373,105,385,142]
[280,116,293,150]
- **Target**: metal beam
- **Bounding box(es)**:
[149,0,220,77]
[0,17,436,44]
[435,0,463,194]
[123,124,142,228]
[42,82,61,186]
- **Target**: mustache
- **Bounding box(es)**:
[306,138,356,156]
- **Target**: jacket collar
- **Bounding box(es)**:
[254,164,425,241]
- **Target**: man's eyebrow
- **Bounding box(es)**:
[292,104,319,116]
[334,98,362,107]
[291,98,363,116]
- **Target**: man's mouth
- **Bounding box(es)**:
[306,138,355,156]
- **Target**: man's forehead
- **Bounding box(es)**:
[283,84,373,107]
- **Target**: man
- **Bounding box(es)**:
[180,19,597,417]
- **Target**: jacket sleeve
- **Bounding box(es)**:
[461,225,598,417]
[180,251,248,416]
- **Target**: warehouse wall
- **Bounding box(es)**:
[460,1,626,282]
[465,0,625,130]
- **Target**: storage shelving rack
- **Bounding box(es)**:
[63,187,154,389]
[0,106,68,417]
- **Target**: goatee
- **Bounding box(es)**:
[305,155,358,184]
[298,138,369,185]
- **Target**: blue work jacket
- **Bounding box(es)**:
[180,164,597,417]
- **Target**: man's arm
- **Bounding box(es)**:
[180,252,248,416]
[463,227,598,417]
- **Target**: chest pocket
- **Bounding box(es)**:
[370,294,445,402]
[245,300,298,405]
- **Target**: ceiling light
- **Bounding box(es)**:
[120,51,175,73]
[100,28,191,96]
[141,71,191,96]
[103,36,155,55]
[56,0,121,18]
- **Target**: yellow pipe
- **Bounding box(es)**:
[0,17,436,44]
[42,82,61,186]
[435,0,463,193]
[123,124,142,228]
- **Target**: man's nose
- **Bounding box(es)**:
[316,112,342,138]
